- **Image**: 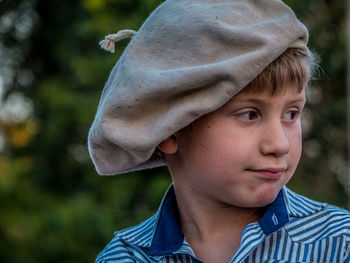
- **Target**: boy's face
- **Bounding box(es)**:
[171,84,306,208]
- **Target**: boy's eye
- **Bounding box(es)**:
[236,110,259,121]
[283,110,300,121]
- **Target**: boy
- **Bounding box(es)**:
[89,0,350,262]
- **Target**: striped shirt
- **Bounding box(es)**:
[96,185,350,262]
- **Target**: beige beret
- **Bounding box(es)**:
[88,0,309,175]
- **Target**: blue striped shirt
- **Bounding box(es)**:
[96,186,350,262]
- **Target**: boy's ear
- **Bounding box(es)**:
[157,135,178,154]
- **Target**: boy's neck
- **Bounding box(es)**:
[173,183,263,262]
[175,186,263,239]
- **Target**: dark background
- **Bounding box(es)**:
[0,0,348,261]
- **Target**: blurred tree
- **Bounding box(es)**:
[285,0,349,205]
[0,0,348,262]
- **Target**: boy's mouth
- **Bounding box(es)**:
[247,168,287,179]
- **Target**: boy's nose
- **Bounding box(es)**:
[260,122,290,157]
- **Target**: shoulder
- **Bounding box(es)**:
[285,192,350,243]
[95,235,138,263]
[321,203,350,238]
[95,215,158,263]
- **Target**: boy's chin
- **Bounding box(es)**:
[244,185,283,208]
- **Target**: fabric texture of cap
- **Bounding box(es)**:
[88,0,309,175]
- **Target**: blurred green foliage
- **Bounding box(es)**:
[0,0,348,262]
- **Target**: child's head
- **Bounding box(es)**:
[158,46,313,207]
[88,0,313,176]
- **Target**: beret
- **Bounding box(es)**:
[88,0,309,175]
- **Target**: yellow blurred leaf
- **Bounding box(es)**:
[4,118,38,148]
[83,0,107,11]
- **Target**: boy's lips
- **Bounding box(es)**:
[247,167,287,179]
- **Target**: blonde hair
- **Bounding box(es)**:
[243,48,316,95]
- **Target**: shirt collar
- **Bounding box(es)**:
[117,185,327,256]
[148,185,184,256]
[283,187,327,217]
[258,189,290,235]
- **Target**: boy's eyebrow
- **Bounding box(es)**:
[286,98,307,104]
[228,96,306,106]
